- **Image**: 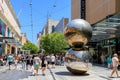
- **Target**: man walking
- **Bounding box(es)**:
[7,54,13,70]
[51,54,55,68]
[109,53,119,78]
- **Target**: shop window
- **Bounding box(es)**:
[0,19,6,36]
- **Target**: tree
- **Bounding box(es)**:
[22,42,39,54]
[40,32,69,53]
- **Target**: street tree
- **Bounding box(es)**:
[22,42,39,54]
[40,32,69,53]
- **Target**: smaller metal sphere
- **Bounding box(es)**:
[65,49,92,74]
[64,19,92,47]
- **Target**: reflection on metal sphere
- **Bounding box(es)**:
[65,49,92,74]
[64,19,92,47]
[64,19,92,74]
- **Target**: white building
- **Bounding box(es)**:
[0,0,21,55]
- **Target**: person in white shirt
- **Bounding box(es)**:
[51,54,55,68]
[110,53,119,78]
[46,55,50,68]
[33,55,41,76]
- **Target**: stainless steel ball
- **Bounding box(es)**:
[65,49,92,74]
[64,19,92,74]
[64,19,92,48]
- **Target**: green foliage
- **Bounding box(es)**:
[40,32,69,53]
[22,42,39,54]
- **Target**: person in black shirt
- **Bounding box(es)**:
[26,56,30,70]
[41,55,47,76]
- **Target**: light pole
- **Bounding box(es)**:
[30,0,33,42]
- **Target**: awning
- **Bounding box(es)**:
[0,37,22,46]
[91,13,120,42]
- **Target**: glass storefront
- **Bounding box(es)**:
[98,38,117,56]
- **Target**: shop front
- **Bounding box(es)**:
[96,38,117,64]
[100,38,117,56]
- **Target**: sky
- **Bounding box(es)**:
[10,0,71,44]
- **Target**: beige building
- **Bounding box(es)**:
[55,18,69,33]
[71,0,120,24]
[71,0,120,57]
[71,0,120,41]
[42,18,59,34]
[37,32,42,51]
[0,0,21,55]
[21,33,28,46]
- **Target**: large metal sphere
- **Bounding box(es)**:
[65,49,92,74]
[64,19,92,48]
[64,19,92,74]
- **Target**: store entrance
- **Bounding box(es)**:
[103,45,116,57]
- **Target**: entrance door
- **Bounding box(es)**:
[109,45,116,56]
[102,46,109,56]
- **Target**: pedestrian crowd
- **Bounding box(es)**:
[0,53,65,76]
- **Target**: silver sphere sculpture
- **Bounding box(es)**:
[64,19,92,74]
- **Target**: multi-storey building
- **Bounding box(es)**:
[21,33,28,46]
[72,0,120,24]
[71,0,120,59]
[37,32,42,51]
[42,18,59,35]
[0,0,21,55]
[55,18,69,33]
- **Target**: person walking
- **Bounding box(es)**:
[7,54,13,70]
[29,55,34,68]
[26,55,30,70]
[100,53,105,66]
[33,54,41,76]
[41,55,47,76]
[51,54,55,68]
[21,55,26,71]
[109,53,119,78]
[46,54,50,68]
[14,55,19,69]
[107,56,112,69]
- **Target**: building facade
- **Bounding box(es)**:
[55,18,69,33]
[0,0,21,55]
[42,18,59,35]
[21,33,27,46]
[71,0,120,24]
[71,0,120,62]
[37,32,42,51]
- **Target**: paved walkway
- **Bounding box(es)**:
[18,65,120,80]
[0,65,8,73]
[1,64,120,80]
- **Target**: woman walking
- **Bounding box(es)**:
[41,55,47,76]
[109,53,119,78]
[33,55,41,76]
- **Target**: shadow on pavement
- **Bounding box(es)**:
[0,69,31,80]
[99,75,113,80]
[55,71,90,76]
